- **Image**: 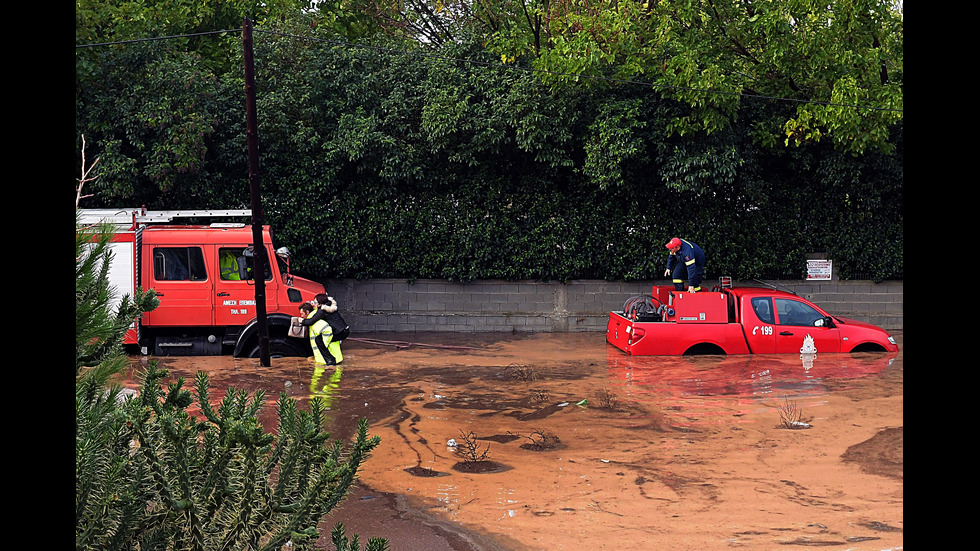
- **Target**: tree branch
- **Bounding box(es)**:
[76,135,100,208]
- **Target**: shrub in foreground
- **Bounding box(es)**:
[75,361,386,551]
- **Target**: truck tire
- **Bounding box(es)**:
[247,338,308,359]
[683,343,726,355]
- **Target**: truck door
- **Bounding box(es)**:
[773,298,841,354]
[213,245,279,326]
[743,297,776,354]
[143,245,213,326]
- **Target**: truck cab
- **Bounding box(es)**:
[732,287,897,355]
[80,208,326,357]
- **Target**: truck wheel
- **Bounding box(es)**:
[247,338,307,359]
[683,343,726,355]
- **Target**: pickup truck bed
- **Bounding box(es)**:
[607,311,752,355]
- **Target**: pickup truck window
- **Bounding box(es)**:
[774,298,823,326]
[153,247,207,281]
[751,297,774,324]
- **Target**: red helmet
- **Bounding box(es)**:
[665,237,682,250]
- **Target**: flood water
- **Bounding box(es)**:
[121,331,903,551]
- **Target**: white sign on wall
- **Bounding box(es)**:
[806,259,833,281]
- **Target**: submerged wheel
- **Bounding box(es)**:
[683,343,726,355]
[247,338,308,359]
[849,342,888,353]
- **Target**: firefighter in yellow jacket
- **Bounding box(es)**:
[219,249,241,280]
[297,294,347,364]
[299,302,335,366]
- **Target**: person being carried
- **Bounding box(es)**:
[298,293,350,364]
[664,237,706,293]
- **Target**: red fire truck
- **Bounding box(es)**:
[79,208,326,357]
[607,279,899,356]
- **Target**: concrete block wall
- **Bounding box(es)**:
[790,279,904,333]
[320,278,903,334]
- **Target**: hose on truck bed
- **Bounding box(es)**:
[622,295,665,322]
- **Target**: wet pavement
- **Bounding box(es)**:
[121,331,903,550]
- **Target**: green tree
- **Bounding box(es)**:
[76,0,314,75]
[489,0,903,155]
[76,363,387,550]
[76,18,902,281]
[76,212,159,380]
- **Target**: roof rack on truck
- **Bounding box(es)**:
[78,208,253,229]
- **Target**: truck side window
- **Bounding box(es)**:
[774,298,823,326]
[153,247,207,281]
[219,248,246,280]
[223,247,272,281]
[751,297,774,324]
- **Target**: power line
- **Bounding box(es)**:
[75,28,242,48]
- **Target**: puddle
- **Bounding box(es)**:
[120,331,903,551]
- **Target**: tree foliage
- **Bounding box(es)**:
[76,9,902,282]
[494,0,904,155]
[76,363,386,551]
[76,213,159,379]
[303,1,904,153]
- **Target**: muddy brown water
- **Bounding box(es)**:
[120,331,903,551]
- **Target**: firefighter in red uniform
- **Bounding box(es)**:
[664,237,706,292]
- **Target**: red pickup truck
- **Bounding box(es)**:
[607,283,898,355]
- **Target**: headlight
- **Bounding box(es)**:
[887,336,896,345]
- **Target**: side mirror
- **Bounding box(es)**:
[814,316,835,328]
[238,256,251,281]
[238,247,255,281]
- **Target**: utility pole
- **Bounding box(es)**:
[243,18,270,366]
